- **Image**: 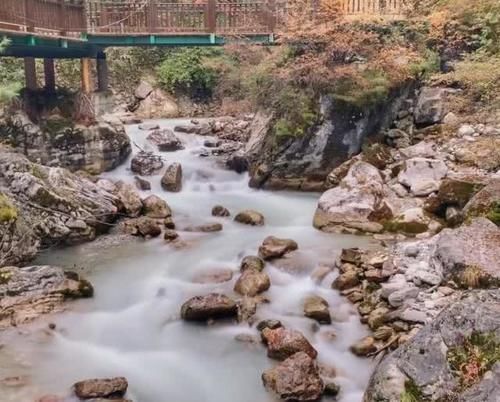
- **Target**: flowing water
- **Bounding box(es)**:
[0,119,376,402]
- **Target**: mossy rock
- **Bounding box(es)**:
[437,179,486,209]
[383,219,428,235]
[0,194,18,223]
[362,143,394,170]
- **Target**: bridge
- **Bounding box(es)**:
[0,0,405,94]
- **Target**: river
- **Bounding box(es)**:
[0,119,375,402]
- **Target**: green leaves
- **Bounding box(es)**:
[0,37,21,104]
[156,48,217,99]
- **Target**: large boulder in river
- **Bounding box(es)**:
[234,210,265,226]
[180,293,238,321]
[258,236,298,260]
[262,327,318,360]
[161,163,182,192]
[435,218,500,286]
[364,290,500,402]
[147,129,184,152]
[397,158,448,196]
[314,161,390,233]
[130,151,164,176]
[0,266,93,329]
[142,195,171,218]
[262,352,324,401]
[0,149,119,265]
[234,269,271,297]
[74,377,128,399]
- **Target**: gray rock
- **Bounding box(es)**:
[147,129,184,152]
[414,87,447,126]
[364,290,500,401]
[142,195,171,218]
[398,158,448,196]
[130,151,163,176]
[161,163,182,192]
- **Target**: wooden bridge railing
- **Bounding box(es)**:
[0,0,406,39]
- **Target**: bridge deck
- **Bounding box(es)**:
[0,0,406,58]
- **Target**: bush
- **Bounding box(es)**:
[0,38,22,103]
[0,194,17,223]
[157,48,218,99]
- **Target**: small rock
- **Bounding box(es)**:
[262,352,324,401]
[303,295,331,325]
[134,176,151,191]
[324,382,341,397]
[142,195,171,218]
[211,205,230,217]
[130,151,163,176]
[350,336,377,356]
[180,293,238,322]
[458,124,475,137]
[139,123,159,131]
[234,210,265,226]
[367,307,389,330]
[262,327,318,360]
[161,162,182,192]
[124,217,162,238]
[373,326,394,341]
[184,223,223,233]
[164,229,179,243]
[258,236,298,260]
[147,128,184,152]
[240,256,265,272]
[234,269,271,297]
[73,377,128,399]
[257,319,282,332]
[332,271,359,290]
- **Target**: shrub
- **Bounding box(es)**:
[157,48,217,99]
[0,194,17,223]
[448,332,500,390]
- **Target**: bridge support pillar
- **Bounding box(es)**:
[81,58,93,94]
[24,57,37,90]
[43,59,56,92]
[96,52,109,92]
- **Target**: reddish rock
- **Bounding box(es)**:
[262,327,317,360]
[180,293,238,321]
[258,236,298,260]
[73,377,128,399]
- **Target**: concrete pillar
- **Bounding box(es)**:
[24,57,37,90]
[96,52,109,92]
[43,58,56,92]
[81,58,93,94]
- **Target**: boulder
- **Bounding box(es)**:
[161,163,182,192]
[211,205,230,217]
[115,182,143,217]
[234,269,271,297]
[73,377,128,399]
[0,266,93,329]
[142,195,171,218]
[398,158,448,196]
[314,162,389,232]
[303,295,331,324]
[240,256,265,272]
[464,179,500,221]
[364,290,500,401]
[332,271,359,290]
[262,327,318,360]
[414,87,447,126]
[234,210,265,226]
[134,81,154,100]
[134,176,151,191]
[147,129,184,152]
[262,352,324,401]
[435,218,500,285]
[180,293,238,321]
[258,236,298,260]
[385,207,431,234]
[130,151,163,176]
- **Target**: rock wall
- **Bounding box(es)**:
[246,83,413,191]
[0,112,131,174]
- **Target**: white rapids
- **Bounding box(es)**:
[0,119,376,402]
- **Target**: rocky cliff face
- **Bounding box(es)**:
[0,113,131,174]
[246,84,413,191]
